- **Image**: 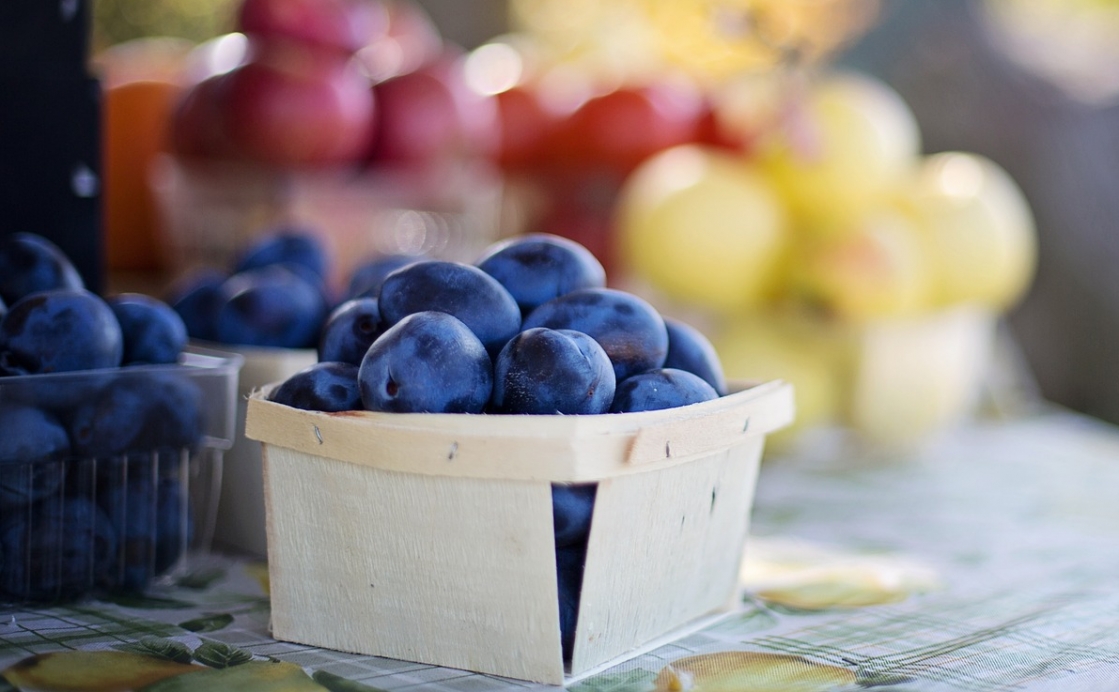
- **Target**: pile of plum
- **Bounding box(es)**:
[0,234,203,601]
[245,231,728,659]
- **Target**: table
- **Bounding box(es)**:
[2,409,1118,691]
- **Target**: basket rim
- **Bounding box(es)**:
[245,379,794,482]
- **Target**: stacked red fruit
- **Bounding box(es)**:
[170,0,498,171]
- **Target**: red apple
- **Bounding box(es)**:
[223,41,376,167]
[355,0,442,81]
[555,80,708,174]
[493,84,565,171]
[367,51,498,166]
[237,0,388,55]
[170,72,238,160]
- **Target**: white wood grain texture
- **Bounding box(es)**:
[570,437,763,674]
[263,445,567,684]
[245,380,793,482]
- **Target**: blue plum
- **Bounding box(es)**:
[556,543,587,660]
[552,484,596,548]
[0,295,6,321]
[215,265,328,348]
[98,471,192,592]
[269,362,361,412]
[491,328,615,415]
[0,233,84,306]
[610,368,719,413]
[476,234,606,316]
[359,311,493,413]
[0,404,67,509]
[317,298,383,366]
[108,293,189,366]
[522,288,668,382]
[663,318,727,396]
[345,254,420,300]
[233,228,330,280]
[0,289,123,374]
[378,261,521,357]
[167,268,228,342]
[69,372,203,458]
[0,497,117,602]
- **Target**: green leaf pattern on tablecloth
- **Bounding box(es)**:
[192,639,254,668]
[115,637,194,664]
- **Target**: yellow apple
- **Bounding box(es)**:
[759,71,922,233]
[616,145,790,313]
[907,152,1037,310]
[785,205,934,322]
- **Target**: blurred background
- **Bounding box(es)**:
[7,0,1119,450]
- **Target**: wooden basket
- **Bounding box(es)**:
[245,380,794,684]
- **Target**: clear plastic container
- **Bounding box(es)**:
[0,348,242,604]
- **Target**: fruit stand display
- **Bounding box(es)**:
[478,1,1038,448]
[101,0,506,293]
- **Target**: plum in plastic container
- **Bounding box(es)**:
[0,347,242,604]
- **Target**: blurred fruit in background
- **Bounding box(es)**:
[902,151,1037,311]
[96,37,194,272]
[507,0,880,86]
[757,70,922,232]
[99,0,506,295]
[89,0,1042,449]
[980,0,1119,105]
[614,70,1036,448]
[616,145,787,313]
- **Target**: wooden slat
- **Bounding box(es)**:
[246,380,793,483]
[570,438,763,673]
[264,445,567,684]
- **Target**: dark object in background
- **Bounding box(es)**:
[0,0,90,77]
[0,0,102,293]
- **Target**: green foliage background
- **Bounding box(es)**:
[92,0,238,50]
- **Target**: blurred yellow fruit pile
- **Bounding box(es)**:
[615,70,1037,447]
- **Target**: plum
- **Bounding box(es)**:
[0,289,123,374]
[269,362,361,412]
[552,484,596,548]
[69,371,203,458]
[98,470,192,592]
[108,293,188,365]
[378,260,521,357]
[359,311,492,413]
[0,497,117,601]
[317,298,383,366]
[663,318,727,396]
[523,288,668,382]
[215,265,328,348]
[476,234,606,316]
[167,268,228,342]
[233,228,330,281]
[610,368,719,413]
[491,328,614,415]
[0,233,84,306]
[345,254,420,301]
[0,404,67,509]
[556,543,587,661]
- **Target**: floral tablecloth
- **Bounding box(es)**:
[3,410,1119,691]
